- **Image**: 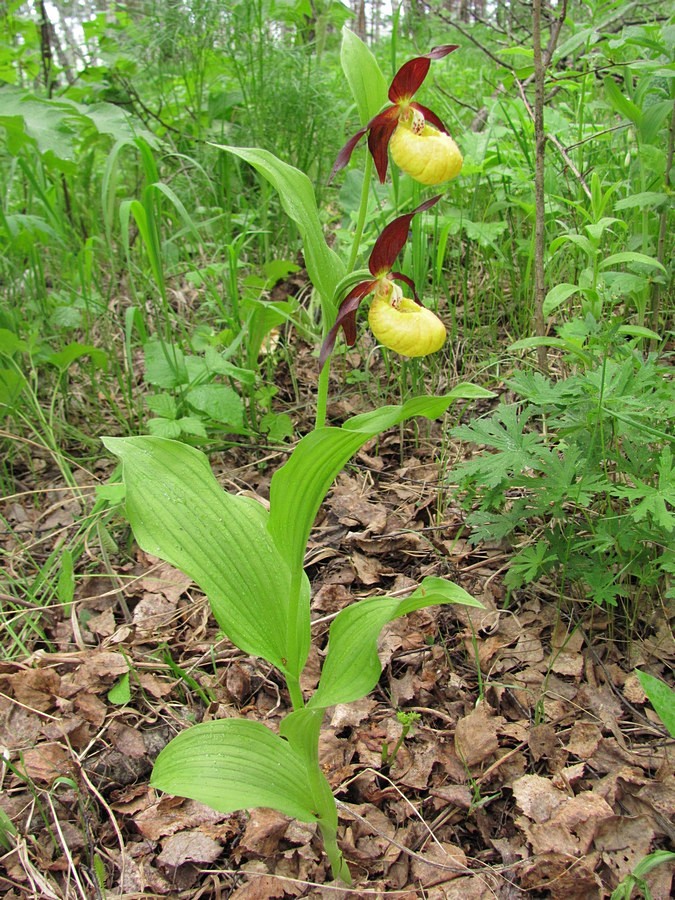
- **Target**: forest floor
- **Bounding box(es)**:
[1,322,674,900]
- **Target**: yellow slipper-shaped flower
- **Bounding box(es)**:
[390,123,463,186]
[368,293,446,357]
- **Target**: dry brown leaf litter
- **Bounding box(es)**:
[1,406,673,899]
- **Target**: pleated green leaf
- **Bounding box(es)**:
[102,436,309,676]
[340,27,388,124]
[268,385,494,576]
[309,577,483,709]
[213,145,345,309]
[151,719,318,822]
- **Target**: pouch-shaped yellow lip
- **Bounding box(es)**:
[368,294,446,357]
[390,124,463,185]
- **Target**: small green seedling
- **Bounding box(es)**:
[381,710,421,767]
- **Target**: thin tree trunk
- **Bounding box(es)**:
[354,0,366,40]
[532,0,548,372]
[651,97,675,338]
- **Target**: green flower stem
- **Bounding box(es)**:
[286,672,304,711]
[285,566,306,711]
[348,153,374,272]
[315,153,375,429]
[319,820,352,884]
[314,359,330,429]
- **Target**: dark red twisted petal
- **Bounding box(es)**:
[390,271,421,302]
[388,45,459,102]
[367,110,400,183]
[329,126,369,182]
[426,44,460,60]
[368,195,442,276]
[411,101,448,134]
[389,57,431,103]
[319,279,377,368]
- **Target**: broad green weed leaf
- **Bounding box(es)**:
[102,436,310,676]
[0,366,27,412]
[0,85,77,167]
[145,393,177,419]
[543,283,581,316]
[47,343,108,372]
[309,576,482,709]
[340,27,388,123]
[186,383,244,427]
[600,251,666,273]
[617,325,662,341]
[107,672,131,706]
[213,145,345,309]
[635,671,675,737]
[268,386,494,574]
[0,329,28,354]
[142,340,188,388]
[177,416,208,438]
[638,100,673,144]
[151,719,319,822]
[146,417,182,438]
[603,76,642,125]
[613,191,668,211]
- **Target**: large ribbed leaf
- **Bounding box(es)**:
[268,385,494,575]
[151,719,317,822]
[102,436,309,676]
[309,577,483,709]
[340,27,388,124]
[213,145,345,310]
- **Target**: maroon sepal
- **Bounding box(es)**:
[319,279,377,368]
[367,112,399,183]
[411,101,448,134]
[329,126,369,182]
[388,45,459,103]
[389,57,431,103]
[368,195,442,276]
[390,271,420,302]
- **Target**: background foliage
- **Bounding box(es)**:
[1,0,673,654]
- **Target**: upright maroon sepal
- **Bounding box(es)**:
[388,45,459,103]
[389,57,432,102]
[368,195,442,276]
[319,279,377,368]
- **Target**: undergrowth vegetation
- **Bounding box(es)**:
[2,0,672,639]
[0,0,673,894]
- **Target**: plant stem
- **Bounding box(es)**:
[286,674,304,711]
[348,154,374,272]
[314,360,330,429]
[315,154,374,429]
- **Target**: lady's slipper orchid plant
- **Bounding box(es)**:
[331,45,463,186]
[320,196,446,367]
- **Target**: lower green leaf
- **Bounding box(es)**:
[151,719,319,823]
[269,386,494,577]
[635,670,675,737]
[309,576,483,709]
[102,436,309,676]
